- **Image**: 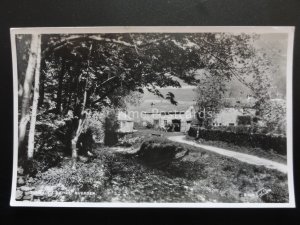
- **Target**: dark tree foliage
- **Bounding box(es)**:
[103,110,119,146]
[18,32,263,166]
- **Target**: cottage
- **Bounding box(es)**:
[193,97,263,127]
[213,97,257,126]
[117,111,134,133]
[142,104,196,132]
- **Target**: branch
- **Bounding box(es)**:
[129,34,141,55]
[99,75,117,86]
[201,46,256,93]
[42,34,136,56]
[90,83,120,106]
[88,35,135,47]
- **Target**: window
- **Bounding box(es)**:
[154,119,159,125]
[120,121,126,128]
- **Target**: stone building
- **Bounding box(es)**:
[117,111,134,133]
[141,104,196,132]
[193,97,263,127]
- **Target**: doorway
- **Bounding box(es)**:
[172,119,181,132]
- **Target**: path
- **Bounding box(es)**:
[168,135,287,173]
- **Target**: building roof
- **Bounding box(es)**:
[222,97,256,108]
[141,101,194,113]
[117,111,133,121]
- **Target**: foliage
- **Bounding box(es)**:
[145,121,154,129]
[84,111,105,143]
[103,110,119,146]
[259,99,286,135]
[36,32,262,118]
[188,126,286,155]
[22,147,63,177]
[117,136,142,147]
[24,142,288,203]
[16,34,32,97]
[185,135,286,164]
[17,32,281,165]
[260,183,289,203]
[237,115,252,125]
[195,70,228,111]
[136,137,189,167]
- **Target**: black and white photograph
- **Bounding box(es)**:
[10,27,295,207]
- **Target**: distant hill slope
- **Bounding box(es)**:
[142,88,197,102]
[127,88,196,121]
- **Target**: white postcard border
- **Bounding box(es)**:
[10,26,295,208]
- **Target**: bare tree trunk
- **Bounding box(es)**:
[56,61,66,114]
[27,34,42,159]
[71,77,89,169]
[38,62,46,107]
[71,113,86,169]
[71,44,92,169]
[18,34,39,153]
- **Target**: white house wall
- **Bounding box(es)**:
[212,108,257,126]
[141,107,195,132]
[213,108,243,126]
[118,121,134,133]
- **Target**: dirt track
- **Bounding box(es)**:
[168,135,288,173]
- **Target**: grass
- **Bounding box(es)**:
[18,135,289,203]
[186,136,287,164]
[132,128,286,164]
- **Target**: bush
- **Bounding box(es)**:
[260,184,289,203]
[103,111,119,146]
[22,147,63,177]
[78,128,95,155]
[145,121,154,129]
[117,136,142,147]
[237,115,252,125]
[188,126,286,155]
[136,137,189,167]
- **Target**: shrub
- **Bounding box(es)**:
[260,184,289,203]
[145,121,154,129]
[117,136,142,147]
[237,115,252,125]
[103,111,119,146]
[188,126,286,155]
[136,137,189,167]
[84,112,105,143]
[78,128,95,155]
[22,147,63,177]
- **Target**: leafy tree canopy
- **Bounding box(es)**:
[38,32,258,116]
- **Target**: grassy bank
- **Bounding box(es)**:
[185,136,287,164]
[16,140,288,203]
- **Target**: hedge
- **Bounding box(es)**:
[188,126,287,155]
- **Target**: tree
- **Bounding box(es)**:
[195,70,228,111]
[18,34,39,155]
[103,110,119,146]
[27,34,42,159]
[18,32,264,166]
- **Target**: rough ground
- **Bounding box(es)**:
[168,135,288,173]
[16,142,289,203]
